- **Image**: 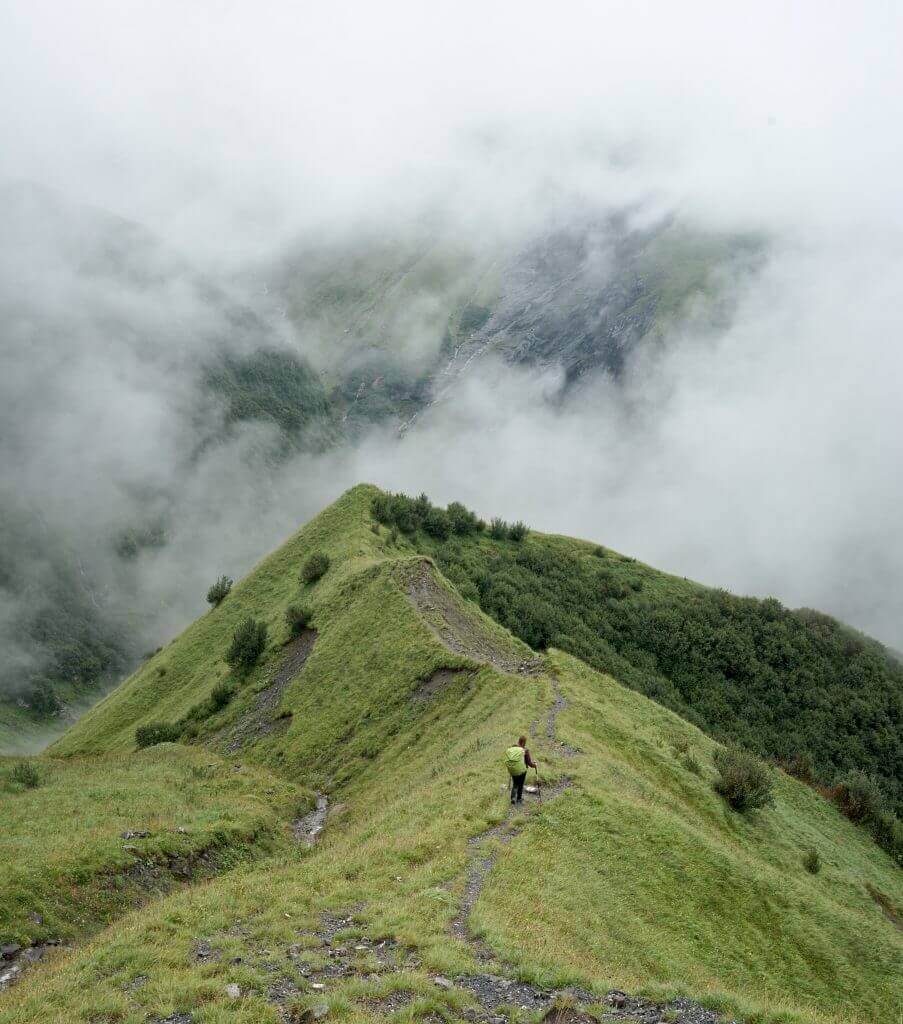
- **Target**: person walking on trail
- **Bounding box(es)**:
[505,735,536,805]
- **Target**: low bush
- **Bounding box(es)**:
[226,616,268,669]
[423,507,451,540]
[803,847,821,874]
[681,753,702,776]
[11,762,41,788]
[447,501,479,535]
[489,517,508,539]
[209,682,233,711]
[301,552,331,584]
[508,520,529,542]
[285,604,312,637]
[713,745,774,812]
[833,769,884,824]
[206,575,233,607]
[135,721,181,749]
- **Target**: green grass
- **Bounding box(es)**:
[0,745,306,948]
[3,485,900,1024]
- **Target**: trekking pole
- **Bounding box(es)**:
[535,764,542,806]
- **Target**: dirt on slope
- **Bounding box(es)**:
[220,629,317,753]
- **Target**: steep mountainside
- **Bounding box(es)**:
[2,486,899,1024]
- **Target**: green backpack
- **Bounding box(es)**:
[505,745,526,776]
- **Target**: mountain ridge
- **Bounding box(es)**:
[2,485,899,1024]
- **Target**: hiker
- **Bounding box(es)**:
[505,735,536,804]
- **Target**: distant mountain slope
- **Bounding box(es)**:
[12,484,898,1024]
[0,184,761,746]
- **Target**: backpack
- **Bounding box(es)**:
[505,745,526,776]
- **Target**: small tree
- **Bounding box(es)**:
[713,745,774,812]
[423,507,451,540]
[301,552,331,584]
[285,604,312,637]
[11,762,40,788]
[206,575,233,607]
[447,501,478,535]
[135,721,181,749]
[226,616,268,669]
[489,517,508,540]
[508,520,528,542]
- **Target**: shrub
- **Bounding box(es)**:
[206,575,233,607]
[11,762,40,788]
[135,721,181,748]
[681,753,702,776]
[209,682,233,711]
[489,517,508,540]
[285,604,312,637]
[447,501,479,535]
[423,507,451,540]
[390,526,399,544]
[370,522,380,535]
[508,520,529,542]
[593,546,606,558]
[786,751,815,783]
[713,745,774,812]
[225,616,268,669]
[834,769,884,824]
[803,847,821,874]
[301,552,331,584]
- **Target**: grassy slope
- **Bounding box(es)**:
[0,746,304,947]
[6,486,901,1024]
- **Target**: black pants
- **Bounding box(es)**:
[511,772,527,803]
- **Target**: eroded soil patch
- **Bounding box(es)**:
[404,561,542,675]
[294,794,329,846]
[415,667,474,700]
[223,629,317,753]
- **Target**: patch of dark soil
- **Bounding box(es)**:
[415,667,474,700]
[601,990,739,1022]
[192,939,221,963]
[222,628,317,753]
[867,883,903,931]
[361,990,416,1013]
[293,794,329,845]
[404,560,542,675]
[541,1007,596,1024]
[457,974,553,1012]
[266,975,301,1003]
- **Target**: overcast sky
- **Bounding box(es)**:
[1,0,902,656]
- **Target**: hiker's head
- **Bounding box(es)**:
[518,735,527,748]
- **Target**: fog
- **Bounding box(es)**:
[1,1,902,721]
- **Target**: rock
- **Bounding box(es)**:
[224,983,241,998]
[310,982,326,990]
[0,944,21,960]
[28,912,43,926]
[294,1004,329,1023]
[433,976,454,990]
[121,830,150,840]
[607,990,629,1009]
